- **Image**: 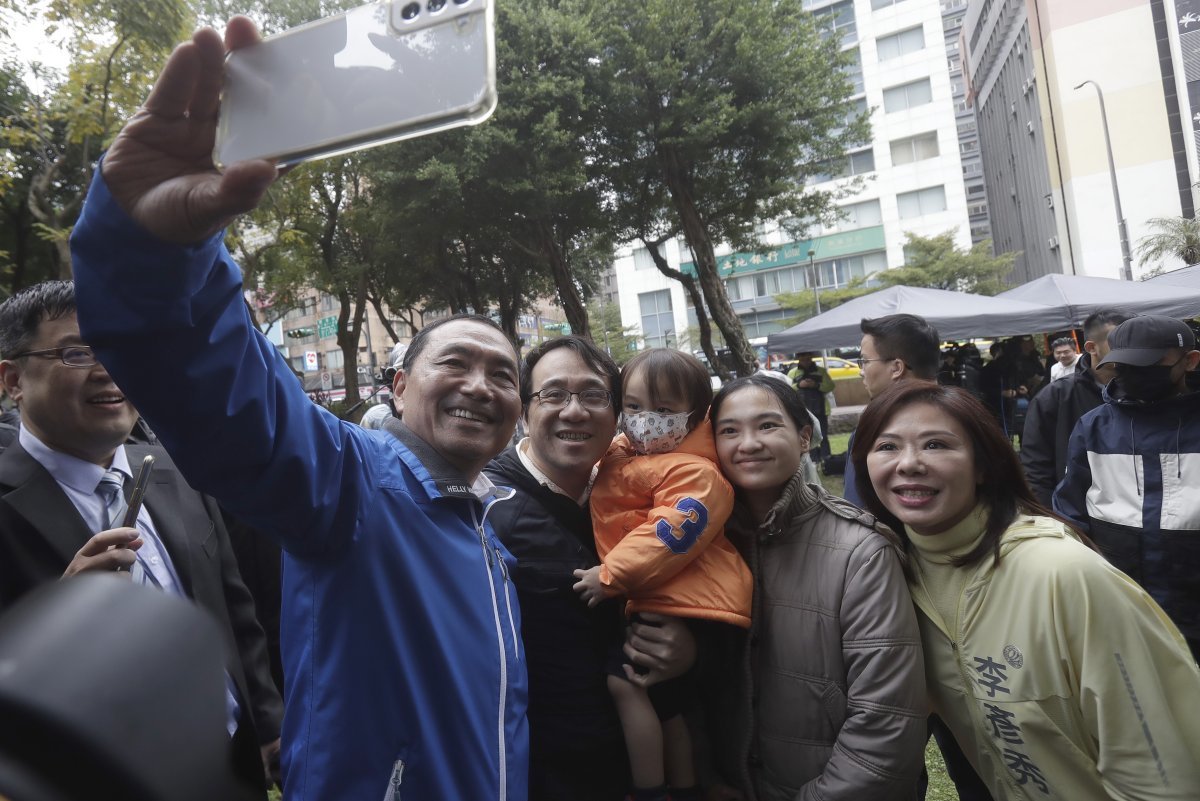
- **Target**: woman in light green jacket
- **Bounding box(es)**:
[851,381,1200,801]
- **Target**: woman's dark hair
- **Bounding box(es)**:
[711,375,813,435]
[849,382,1085,567]
[622,349,713,430]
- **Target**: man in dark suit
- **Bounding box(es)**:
[0,280,282,797]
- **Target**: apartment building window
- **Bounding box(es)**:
[882,78,933,112]
[871,0,907,9]
[842,48,864,95]
[639,290,675,348]
[897,185,947,218]
[839,199,883,230]
[632,243,665,271]
[847,149,875,175]
[754,272,781,298]
[811,148,875,183]
[890,132,939,165]
[813,1,857,47]
[724,275,753,302]
[877,26,924,61]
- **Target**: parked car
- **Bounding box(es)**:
[814,356,862,380]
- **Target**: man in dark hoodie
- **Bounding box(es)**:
[484,335,696,800]
[1021,309,1132,507]
[1054,315,1200,655]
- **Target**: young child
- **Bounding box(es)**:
[573,349,752,801]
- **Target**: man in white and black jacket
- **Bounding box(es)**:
[1054,315,1200,656]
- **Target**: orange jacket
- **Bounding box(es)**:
[590,422,752,628]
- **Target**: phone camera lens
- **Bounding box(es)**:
[401,2,420,19]
[428,0,447,11]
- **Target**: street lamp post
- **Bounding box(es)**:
[807,249,823,315]
[807,249,829,363]
[1074,80,1133,281]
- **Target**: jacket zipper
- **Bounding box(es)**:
[473,499,511,801]
[384,759,404,801]
[919,567,1020,799]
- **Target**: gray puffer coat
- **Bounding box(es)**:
[707,472,926,801]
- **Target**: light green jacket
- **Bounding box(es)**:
[909,514,1200,800]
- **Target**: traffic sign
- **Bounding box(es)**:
[320,371,333,390]
[317,315,338,339]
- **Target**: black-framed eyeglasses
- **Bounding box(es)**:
[855,357,886,369]
[8,346,98,368]
[530,388,613,411]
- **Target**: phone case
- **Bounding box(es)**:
[214,0,496,168]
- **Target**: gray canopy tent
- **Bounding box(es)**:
[767,285,1068,352]
[996,273,1200,325]
[1146,264,1200,290]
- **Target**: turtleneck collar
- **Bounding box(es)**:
[906,504,988,564]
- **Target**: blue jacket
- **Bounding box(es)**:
[1053,381,1200,654]
[71,173,529,801]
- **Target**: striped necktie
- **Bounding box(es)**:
[96,468,128,530]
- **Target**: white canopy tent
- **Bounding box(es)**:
[996,273,1200,325]
[767,285,1069,353]
[1146,264,1200,291]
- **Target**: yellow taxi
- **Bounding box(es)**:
[815,356,862,380]
[776,357,862,380]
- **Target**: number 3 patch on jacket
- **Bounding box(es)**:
[656,498,709,554]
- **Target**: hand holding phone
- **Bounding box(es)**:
[214,0,497,167]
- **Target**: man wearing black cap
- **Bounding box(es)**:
[1054,314,1200,656]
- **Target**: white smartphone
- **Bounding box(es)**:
[214,0,497,168]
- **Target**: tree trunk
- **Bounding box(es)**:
[658,145,755,377]
[536,218,591,339]
[641,236,729,382]
[336,274,371,410]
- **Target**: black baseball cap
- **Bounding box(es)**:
[1097,315,1196,367]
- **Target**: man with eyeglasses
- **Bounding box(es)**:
[484,336,696,800]
[0,280,282,797]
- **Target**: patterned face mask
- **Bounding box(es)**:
[620,410,692,455]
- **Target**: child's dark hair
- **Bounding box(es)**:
[621,349,713,430]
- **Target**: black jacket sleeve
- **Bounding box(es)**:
[206,493,284,743]
[1020,384,1060,508]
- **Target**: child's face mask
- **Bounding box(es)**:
[620,410,691,455]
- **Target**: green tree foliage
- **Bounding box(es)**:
[587,297,639,365]
[777,232,1019,323]
[1135,216,1200,277]
[582,0,869,377]
[0,0,192,282]
[357,0,612,343]
[878,232,1016,296]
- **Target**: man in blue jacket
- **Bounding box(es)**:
[1054,314,1200,656]
[69,19,528,801]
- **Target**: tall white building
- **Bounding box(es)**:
[613,0,986,349]
[965,0,1199,281]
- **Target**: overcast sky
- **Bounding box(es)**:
[2,5,72,93]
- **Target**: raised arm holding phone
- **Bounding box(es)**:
[69,13,689,801]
